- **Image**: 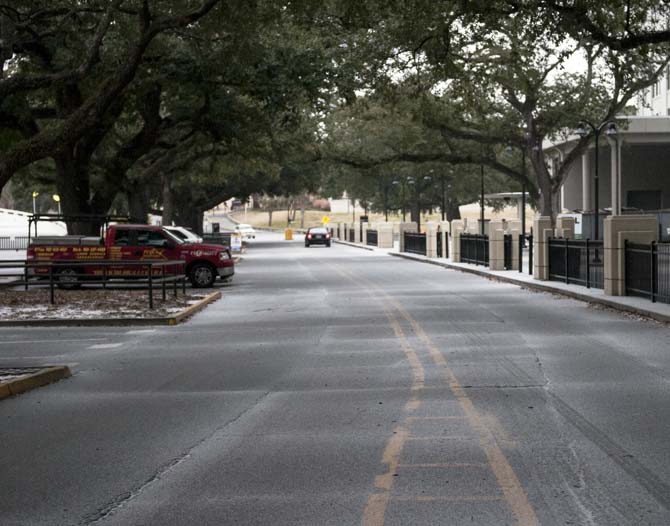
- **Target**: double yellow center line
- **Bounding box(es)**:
[326,262,538,526]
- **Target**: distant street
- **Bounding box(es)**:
[1,232,670,525]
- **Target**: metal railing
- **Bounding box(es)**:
[0,259,186,309]
[403,232,427,255]
[460,234,489,266]
[0,237,29,250]
[548,238,604,289]
[625,241,670,304]
[349,228,355,242]
[366,229,378,246]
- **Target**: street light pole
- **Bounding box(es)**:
[575,120,618,241]
[480,164,485,236]
[441,175,446,221]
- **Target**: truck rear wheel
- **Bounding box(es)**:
[57,268,82,290]
[189,263,216,288]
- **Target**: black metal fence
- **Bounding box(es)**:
[548,238,604,289]
[0,259,186,309]
[0,237,29,250]
[404,232,427,255]
[460,234,489,266]
[504,234,512,270]
[366,229,378,246]
[349,228,355,242]
[625,241,670,304]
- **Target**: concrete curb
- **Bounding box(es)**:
[0,291,222,327]
[390,252,670,324]
[0,366,71,401]
[334,239,375,251]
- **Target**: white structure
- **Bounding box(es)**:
[636,67,670,116]
[0,208,67,237]
[328,192,365,214]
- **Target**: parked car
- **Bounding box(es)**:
[164,226,203,244]
[305,227,331,247]
[234,223,256,240]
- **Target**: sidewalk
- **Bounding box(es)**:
[335,238,670,324]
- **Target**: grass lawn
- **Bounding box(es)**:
[230,203,536,230]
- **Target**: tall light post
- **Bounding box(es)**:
[480,163,485,235]
[32,191,39,214]
[392,179,406,221]
[52,194,61,216]
[407,176,415,225]
[575,120,618,240]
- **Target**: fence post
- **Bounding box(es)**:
[651,241,656,303]
[564,238,569,283]
[586,239,591,289]
[162,265,166,301]
[49,265,54,305]
[173,263,178,297]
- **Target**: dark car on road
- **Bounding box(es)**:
[304,227,331,247]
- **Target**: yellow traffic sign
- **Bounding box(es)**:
[322,216,330,224]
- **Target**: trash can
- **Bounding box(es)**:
[284,228,293,240]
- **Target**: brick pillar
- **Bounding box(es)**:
[451,220,464,262]
[398,222,418,252]
[604,215,658,296]
[361,222,369,245]
[378,222,394,248]
[425,222,438,258]
[354,222,361,243]
[488,220,505,270]
[556,216,575,239]
[533,216,554,280]
[439,221,450,258]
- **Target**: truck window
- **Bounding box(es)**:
[113,229,135,246]
[137,230,168,247]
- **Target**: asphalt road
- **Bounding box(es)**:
[1,232,670,526]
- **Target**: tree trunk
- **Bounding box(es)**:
[300,206,305,228]
[54,152,98,235]
[161,177,175,225]
[127,185,149,223]
[268,209,273,227]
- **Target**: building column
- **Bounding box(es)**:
[361,222,369,245]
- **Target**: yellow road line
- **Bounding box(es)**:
[382,294,539,526]
[392,495,505,503]
[406,416,466,421]
[328,262,538,526]
[397,463,489,469]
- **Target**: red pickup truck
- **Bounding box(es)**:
[27,224,234,288]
